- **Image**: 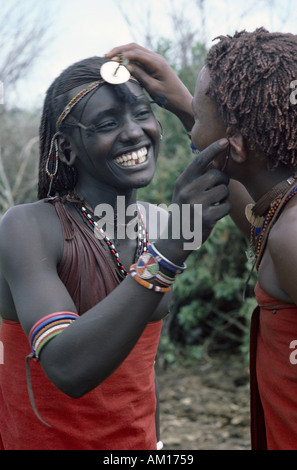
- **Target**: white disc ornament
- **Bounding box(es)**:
[100,61,130,85]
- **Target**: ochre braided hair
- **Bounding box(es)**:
[38,56,138,199]
[205,28,297,170]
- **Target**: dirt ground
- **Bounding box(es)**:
[156,353,251,450]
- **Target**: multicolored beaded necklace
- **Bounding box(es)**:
[248,183,297,265]
[78,202,149,277]
[243,180,297,300]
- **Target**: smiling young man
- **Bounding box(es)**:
[0,56,230,450]
[106,28,297,450]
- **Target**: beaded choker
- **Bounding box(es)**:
[245,173,297,228]
[245,180,297,266]
[78,202,149,276]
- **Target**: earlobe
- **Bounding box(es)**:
[226,128,248,163]
[57,135,77,166]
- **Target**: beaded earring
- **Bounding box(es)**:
[157,120,164,141]
[45,132,60,197]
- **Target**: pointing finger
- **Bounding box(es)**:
[193,138,229,172]
[177,138,229,186]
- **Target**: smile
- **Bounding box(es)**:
[114,147,148,166]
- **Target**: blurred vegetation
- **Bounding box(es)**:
[0,35,257,365]
[0,107,39,212]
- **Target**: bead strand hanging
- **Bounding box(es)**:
[79,204,149,277]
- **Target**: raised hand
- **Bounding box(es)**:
[105,43,194,130]
[156,138,231,263]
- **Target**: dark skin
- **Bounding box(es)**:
[192,66,297,304]
[0,80,230,398]
[105,44,297,306]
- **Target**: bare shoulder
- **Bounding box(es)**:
[267,198,297,303]
[0,199,59,239]
[0,199,63,268]
[268,197,297,260]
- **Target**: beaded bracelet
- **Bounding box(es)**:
[129,267,171,293]
[148,242,187,275]
[155,270,176,288]
[29,311,79,359]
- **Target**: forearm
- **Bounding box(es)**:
[41,275,163,398]
[161,85,194,132]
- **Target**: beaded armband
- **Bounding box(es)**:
[29,311,79,359]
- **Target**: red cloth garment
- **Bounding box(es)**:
[0,199,162,450]
[250,282,297,450]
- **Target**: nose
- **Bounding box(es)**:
[119,118,144,143]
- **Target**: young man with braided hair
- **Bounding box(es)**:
[107,28,297,449]
[0,55,230,449]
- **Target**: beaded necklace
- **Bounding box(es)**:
[249,184,297,264]
[243,183,297,300]
[79,203,149,277]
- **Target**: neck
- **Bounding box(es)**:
[74,178,138,223]
[242,166,294,202]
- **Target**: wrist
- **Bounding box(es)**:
[166,89,194,131]
[154,238,189,267]
[129,242,187,294]
[148,242,187,275]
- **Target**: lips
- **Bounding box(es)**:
[114,146,148,167]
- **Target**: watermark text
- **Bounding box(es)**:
[0,81,3,105]
[94,197,202,251]
[0,340,3,365]
[289,80,297,105]
[289,340,297,364]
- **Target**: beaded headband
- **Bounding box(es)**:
[56,60,137,131]
[56,80,104,130]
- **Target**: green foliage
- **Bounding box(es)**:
[158,217,257,368]
[0,107,40,214]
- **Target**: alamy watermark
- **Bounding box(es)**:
[93,196,202,251]
[289,340,297,364]
[0,81,3,105]
[289,80,297,104]
[0,341,3,365]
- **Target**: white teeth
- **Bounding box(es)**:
[114,147,148,166]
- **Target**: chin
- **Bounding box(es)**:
[132,176,154,189]
[132,166,156,189]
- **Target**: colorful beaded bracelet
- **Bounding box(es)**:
[129,268,171,293]
[148,242,187,275]
[29,311,79,359]
[155,270,176,287]
[132,251,175,285]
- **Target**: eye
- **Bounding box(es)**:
[92,120,118,132]
[134,107,153,120]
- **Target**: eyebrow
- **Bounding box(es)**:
[88,97,151,123]
[90,108,118,122]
